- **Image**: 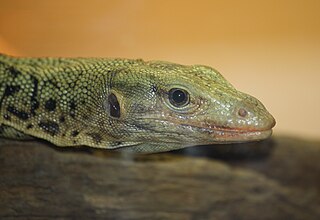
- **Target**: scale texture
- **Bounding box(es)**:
[0,54,275,152]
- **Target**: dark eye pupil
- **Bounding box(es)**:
[172,90,186,103]
[169,88,189,107]
[108,93,120,118]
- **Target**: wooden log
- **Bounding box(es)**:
[0,136,319,220]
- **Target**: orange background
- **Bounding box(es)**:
[0,0,319,139]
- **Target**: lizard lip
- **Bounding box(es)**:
[210,128,273,143]
[199,125,272,133]
[184,124,273,141]
[177,123,274,143]
[140,118,274,143]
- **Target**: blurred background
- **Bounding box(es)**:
[0,0,319,139]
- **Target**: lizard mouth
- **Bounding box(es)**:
[179,123,273,143]
[137,117,274,144]
[207,128,272,143]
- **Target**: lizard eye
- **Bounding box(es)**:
[168,88,190,107]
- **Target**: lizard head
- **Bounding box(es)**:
[105,60,275,152]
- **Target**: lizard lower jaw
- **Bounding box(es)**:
[179,124,273,144]
[138,118,273,144]
[210,129,273,143]
[176,121,274,141]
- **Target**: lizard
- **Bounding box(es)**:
[0,53,276,153]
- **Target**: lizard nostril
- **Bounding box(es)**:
[238,108,248,117]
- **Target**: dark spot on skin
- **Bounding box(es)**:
[45,98,57,112]
[0,65,21,109]
[4,85,20,96]
[71,130,79,137]
[70,100,76,110]
[38,121,60,136]
[151,85,157,93]
[7,106,30,120]
[87,132,103,144]
[69,100,76,118]
[7,66,22,78]
[26,124,33,129]
[73,140,77,144]
[108,93,120,118]
[0,85,21,109]
[59,115,65,123]
[3,114,11,121]
[29,76,39,115]
[30,100,39,116]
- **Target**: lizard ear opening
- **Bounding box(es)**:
[108,93,120,118]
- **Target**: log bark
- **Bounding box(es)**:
[0,136,319,220]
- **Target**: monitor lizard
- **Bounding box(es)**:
[0,54,275,153]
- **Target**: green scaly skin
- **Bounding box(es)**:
[0,54,275,153]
